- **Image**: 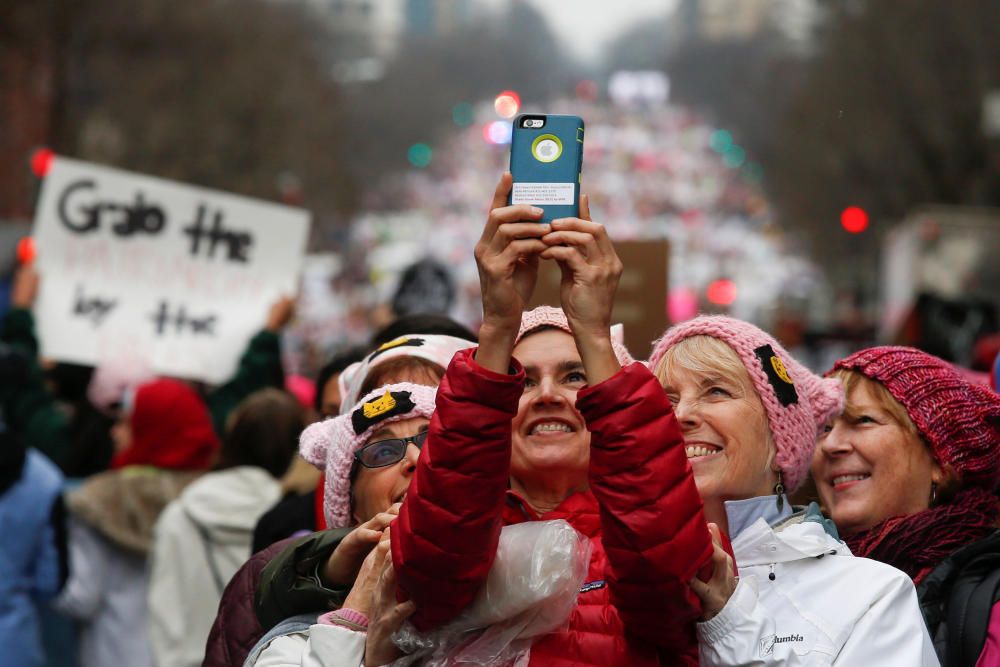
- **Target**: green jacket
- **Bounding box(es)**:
[0,307,284,472]
[205,329,285,438]
[254,528,353,630]
[0,308,73,469]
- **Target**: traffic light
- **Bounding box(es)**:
[841,206,869,233]
[706,279,737,306]
[407,143,433,168]
[494,91,520,119]
[30,148,54,177]
[16,236,36,264]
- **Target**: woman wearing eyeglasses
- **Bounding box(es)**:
[205,333,477,667]
[244,382,435,666]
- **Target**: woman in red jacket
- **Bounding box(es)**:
[390,174,713,665]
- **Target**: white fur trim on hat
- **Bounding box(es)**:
[339,334,475,414]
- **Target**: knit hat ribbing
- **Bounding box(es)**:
[299,382,437,528]
[515,306,635,366]
[833,346,1000,489]
[649,316,844,492]
[111,378,219,471]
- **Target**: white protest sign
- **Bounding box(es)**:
[31,156,311,384]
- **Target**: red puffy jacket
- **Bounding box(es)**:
[391,349,713,666]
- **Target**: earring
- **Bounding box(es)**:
[930,483,938,506]
[774,470,785,512]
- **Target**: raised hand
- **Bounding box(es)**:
[340,529,390,616]
[364,529,416,666]
[474,172,550,372]
[11,264,39,309]
[322,503,400,587]
[539,194,624,384]
[265,295,296,332]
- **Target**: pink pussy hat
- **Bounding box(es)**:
[87,352,156,417]
[834,346,1000,489]
[515,306,635,366]
[299,382,437,528]
[649,315,844,492]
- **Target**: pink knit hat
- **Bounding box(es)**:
[649,316,844,491]
[338,334,475,414]
[299,382,437,528]
[284,374,316,411]
[833,346,1000,489]
[87,353,156,417]
[515,306,635,366]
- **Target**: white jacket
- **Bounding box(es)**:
[149,466,282,667]
[697,514,939,666]
[253,622,365,667]
[55,516,154,667]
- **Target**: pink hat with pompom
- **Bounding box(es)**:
[515,306,635,366]
[649,315,844,492]
[299,382,437,528]
[87,352,156,417]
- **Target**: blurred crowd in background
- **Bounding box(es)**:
[4,0,1000,376]
[2,0,1000,666]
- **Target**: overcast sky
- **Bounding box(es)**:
[513,0,679,62]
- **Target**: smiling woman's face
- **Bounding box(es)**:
[350,416,428,524]
[510,329,591,488]
[662,364,776,504]
[655,335,777,506]
[811,374,941,535]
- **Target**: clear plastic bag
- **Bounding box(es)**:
[391,519,592,667]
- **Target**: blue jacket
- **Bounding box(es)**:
[0,449,66,667]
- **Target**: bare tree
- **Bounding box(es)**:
[772,0,1000,275]
[1,0,357,232]
[338,2,577,184]
[0,0,63,219]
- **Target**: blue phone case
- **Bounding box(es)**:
[508,114,584,222]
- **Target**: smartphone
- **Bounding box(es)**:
[508,114,584,222]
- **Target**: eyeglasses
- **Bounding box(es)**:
[354,431,428,468]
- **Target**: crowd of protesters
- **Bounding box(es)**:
[283,98,826,373]
[3,161,1000,667]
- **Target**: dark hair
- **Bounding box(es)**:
[217,389,305,478]
[45,363,94,403]
[314,346,368,412]
[0,345,28,493]
[390,259,456,318]
[371,314,477,347]
[358,357,445,397]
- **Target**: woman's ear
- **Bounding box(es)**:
[350,489,361,526]
[930,463,945,486]
[766,433,780,474]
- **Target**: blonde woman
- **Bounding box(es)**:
[649,317,939,665]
